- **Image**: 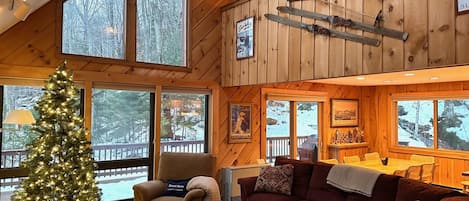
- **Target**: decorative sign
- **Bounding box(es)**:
[457,0,469,15]
[236,17,254,60]
[330,99,359,127]
[229,103,252,143]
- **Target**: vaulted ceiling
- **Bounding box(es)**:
[0,0,50,34]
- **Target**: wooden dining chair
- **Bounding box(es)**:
[343,155,360,164]
[406,165,423,180]
[393,169,407,177]
[364,152,380,161]
[320,158,339,165]
[410,154,436,183]
[410,154,434,163]
[420,163,436,184]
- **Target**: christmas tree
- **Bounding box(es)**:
[12,62,101,201]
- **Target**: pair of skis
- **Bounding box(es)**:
[266,6,409,47]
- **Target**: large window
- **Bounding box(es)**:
[160,92,208,153]
[91,88,154,201]
[62,0,125,59]
[395,98,469,152]
[1,85,43,201]
[136,0,187,66]
[60,0,188,67]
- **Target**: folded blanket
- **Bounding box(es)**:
[326,164,381,197]
[187,176,221,201]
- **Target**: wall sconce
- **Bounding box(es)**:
[9,0,32,21]
[3,109,36,126]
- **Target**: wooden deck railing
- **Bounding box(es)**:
[0,136,311,189]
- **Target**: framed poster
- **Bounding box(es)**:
[330,99,359,127]
[236,17,254,60]
[456,0,469,15]
[229,103,252,143]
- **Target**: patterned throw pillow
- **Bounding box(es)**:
[254,164,294,195]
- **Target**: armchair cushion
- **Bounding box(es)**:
[187,176,221,201]
[133,180,167,201]
[161,179,191,197]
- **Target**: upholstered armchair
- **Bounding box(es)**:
[133,152,218,201]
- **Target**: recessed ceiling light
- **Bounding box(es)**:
[430,76,440,80]
[356,77,366,80]
[404,73,415,76]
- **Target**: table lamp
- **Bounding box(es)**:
[3,109,35,126]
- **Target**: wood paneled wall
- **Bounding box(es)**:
[368,81,469,187]
[221,0,469,87]
[216,82,364,167]
[0,0,232,82]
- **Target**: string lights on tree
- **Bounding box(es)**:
[12,61,101,201]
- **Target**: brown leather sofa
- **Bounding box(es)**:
[238,157,468,201]
[133,152,216,201]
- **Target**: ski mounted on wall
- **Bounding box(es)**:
[265,14,381,46]
[277,6,409,41]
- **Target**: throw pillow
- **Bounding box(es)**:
[275,156,314,199]
[161,178,191,197]
[254,164,294,195]
[395,178,464,201]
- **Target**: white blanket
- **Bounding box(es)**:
[187,176,221,201]
[326,164,381,197]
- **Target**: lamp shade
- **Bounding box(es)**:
[3,109,35,125]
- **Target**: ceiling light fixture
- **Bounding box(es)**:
[356,77,366,80]
[8,0,31,21]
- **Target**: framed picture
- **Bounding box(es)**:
[236,16,254,60]
[330,99,359,127]
[456,0,469,15]
[229,103,252,143]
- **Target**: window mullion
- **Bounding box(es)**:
[290,101,297,159]
[126,0,137,62]
[433,100,438,150]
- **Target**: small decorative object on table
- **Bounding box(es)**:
[381,157,389,166]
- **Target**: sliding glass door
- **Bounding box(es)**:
[265,100,319,163]
[91,88,154,201]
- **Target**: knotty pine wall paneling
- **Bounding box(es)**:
[300,0,315,80]
[222,0,469,87]
[363,0,383,74]
[382,0,404,72]
[328,0,345,78]
[0,0,231,83]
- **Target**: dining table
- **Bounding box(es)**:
[347,158,431,175]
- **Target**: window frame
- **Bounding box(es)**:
[260,88,327,162]
[159,90,211,153]
[90,86,155,201]
[390,91,469,160]
[56,0,191,72]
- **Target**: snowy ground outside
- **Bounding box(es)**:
[398,100,469,148]
[1,173,147,201]
[266,101,318,138]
